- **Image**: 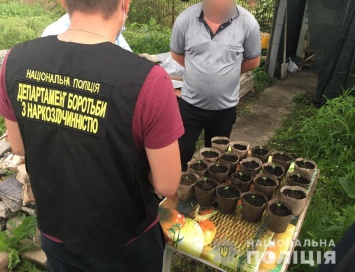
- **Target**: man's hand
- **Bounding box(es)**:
[5,119,24,156]
[146,140,181,198]
[171,51,185,67]
[241,56,261,73]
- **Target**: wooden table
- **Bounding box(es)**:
[160,168,319,272]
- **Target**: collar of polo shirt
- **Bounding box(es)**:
[197,6,239,39]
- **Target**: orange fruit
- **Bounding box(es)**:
[159,207,186,241]
[198,220,217,246]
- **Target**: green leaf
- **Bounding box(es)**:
[12,216,37,245]
[0,232,10,252]
[339,176,355,199]
[18,242,37,253]
[8,248,20,270]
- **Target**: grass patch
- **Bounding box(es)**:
[0,0,60,49]
[269,89,355,271]
[124,20,171,54]
[253,68,270,93]
[0,117,5,135]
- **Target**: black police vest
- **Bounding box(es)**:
[5,36,158,256]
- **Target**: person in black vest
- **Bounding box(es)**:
[0,0,184,271]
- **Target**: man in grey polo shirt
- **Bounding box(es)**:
[171,0,261,170]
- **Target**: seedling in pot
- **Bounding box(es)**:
[277,202,282,213]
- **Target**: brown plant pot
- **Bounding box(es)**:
[208,162,230,183]
[286,170,312,190]
[231,169,253,193]
[187,159,210,177]
[254,173,279,200]
[211,136,230,152]
[240,157,262,176]
[294,158,317,177]
[241,190,268,223]
[200,147,220,163]
[280,185,307,216]
[219,152,240,175]
[177,172,200,201]
[271,151,293,170]
[216,183,241,214]
[267,198,293,233]
[251,146,271,163]
[194,178,219,207]
[230,140,250,159]
[262,162,286,181]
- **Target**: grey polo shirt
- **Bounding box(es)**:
[171,3,261,110]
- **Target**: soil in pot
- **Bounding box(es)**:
[211,137,230,152]
[188,160,209,177]
[194,178,219,207]
[220,154,239,163]
[208,163,229,183]
[180,173,198,185]
[240,157,262,175]
[178,172,199,201]
[295,160,316,170]
[267,200,293,233]
[200,148,220,162]
[287,172,311,189]
[243,161,260,169]
[230,141,250,159]
[282,189,306,199]
[241,191,268,223]
[231,170,253,192]
[280,186,307,216]
[272,151,292,169]
[233,144,248,151]
[202,151,219,159]
[294,158,317,178]
[213,139,230,145]
[220,153,239,174]
[251,146,271,163]
[254,174,279,200]
[216,184,240,214]
[262,163,285,181]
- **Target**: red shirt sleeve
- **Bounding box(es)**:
[0,51,16,122]
[133,65,184,151]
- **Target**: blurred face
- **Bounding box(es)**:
[202,0,235,23]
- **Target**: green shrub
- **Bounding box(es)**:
[0,215,37,270]
[125,20,171,54]
[269,89,355,271]
[0,117,5,135]
[253,68,270,92]
[0,1,59,49]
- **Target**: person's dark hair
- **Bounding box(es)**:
[65,0,121,19]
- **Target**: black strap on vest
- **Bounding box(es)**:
[6,36,158,256]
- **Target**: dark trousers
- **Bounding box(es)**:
[178,99,237,171]
[316,222,355,272]
[41,223,165,272]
